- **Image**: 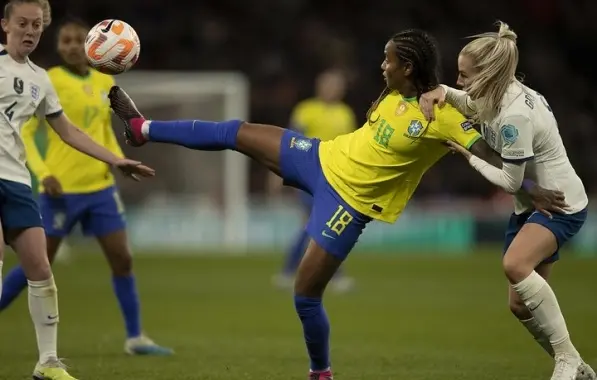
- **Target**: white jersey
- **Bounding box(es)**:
[480,81,588,215]
[0,46,62,186]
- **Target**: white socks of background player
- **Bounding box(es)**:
[512,271,579,358]
[28,276,59,364]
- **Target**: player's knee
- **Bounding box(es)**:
[294,274,327,298]
[502,254,532,283]
[26,261,53,282]
[110,251,133,276]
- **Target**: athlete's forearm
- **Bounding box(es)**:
[440,85,476,117]
[61,126,121,165]
[468,155,525,193]
[48,113,121,165]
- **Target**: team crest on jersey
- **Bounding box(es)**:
[30,83,40,100]
[395,101,408,116]
[290,137,312,152]
[405,120,424,138]
[500,124,519,147]
[460,120,473,131]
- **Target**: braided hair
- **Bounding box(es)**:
[367,29,441,124]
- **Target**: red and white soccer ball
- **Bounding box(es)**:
[84,19,141,75]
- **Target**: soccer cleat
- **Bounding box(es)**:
[551,353,583,380]
[577,362,596,380]
[125,335,174,356]
[309,369,333,380]
[108,85,147,146]
[32,359,77,380]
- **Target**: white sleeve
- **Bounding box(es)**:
[499,114,534,163]
[441,85,476,117]
[39,72,62,118]
[468,155,526,193]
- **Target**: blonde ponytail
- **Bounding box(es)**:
[461,21,519,122]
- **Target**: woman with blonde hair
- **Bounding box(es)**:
[0,0,154,378]
[420,22,594,380]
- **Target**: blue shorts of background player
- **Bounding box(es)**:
[40,185,126,238]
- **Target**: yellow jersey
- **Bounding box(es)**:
[319,91,481,223]
[23,66,123,194]
[291,98,356,141]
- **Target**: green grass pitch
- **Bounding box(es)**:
[0,250,595,379]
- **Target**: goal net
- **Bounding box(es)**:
[113,71,250,253]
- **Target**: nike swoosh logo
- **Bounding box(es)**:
[47,315,58,320]
[321,231,336,239]
[529,300,543,311]
[101,20,116,33]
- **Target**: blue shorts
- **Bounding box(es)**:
[280,130,371,260]
[0,179,43,236]
[503,208,588,263]
[39,186,126,238]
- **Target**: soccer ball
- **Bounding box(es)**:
[85,19,140,75]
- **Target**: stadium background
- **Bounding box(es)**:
[0,0,596,379]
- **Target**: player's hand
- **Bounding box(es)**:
[419,86,447,122]
[114,158,155,181]
[527,185,569,218]
[444,140,472,159]
[42,175,63,197]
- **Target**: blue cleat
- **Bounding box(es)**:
[124,335,174,356]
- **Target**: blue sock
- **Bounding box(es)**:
[0,266,28,311]
[112,275,141,338]
[282,230,309,275]
[294,295,330,371]
[148,119,243,150]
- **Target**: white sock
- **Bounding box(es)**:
[141,121,150,138]
[520,317,554,357]
[28,276,59,364]
[512,271,579,357]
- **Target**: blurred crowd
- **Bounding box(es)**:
[34,0,597,199]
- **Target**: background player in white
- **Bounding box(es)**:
[0,0,154,379]
[419,21,594,380]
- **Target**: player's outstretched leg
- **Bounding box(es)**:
[96,229,173,356]
[109,86,286,175]
[504,221,592,380]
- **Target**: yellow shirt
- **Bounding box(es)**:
[319,91,481,223]
[23,66,123,194]
[291,98,356,141]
